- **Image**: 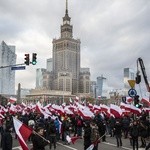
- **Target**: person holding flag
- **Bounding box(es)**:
[13,117,50,150]
[90,121,100,150]
[31,127,50,150]
[83,121,91,150]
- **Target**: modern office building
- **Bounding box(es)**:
[96,75,108,98]
[0,41,16,95]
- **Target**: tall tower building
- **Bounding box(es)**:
[52,0,81,94]
[0,41,16,94]
[96,75,107,98]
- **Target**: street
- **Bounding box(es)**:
[11,134,147,150]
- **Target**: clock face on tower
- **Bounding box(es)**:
[64,20,70,24]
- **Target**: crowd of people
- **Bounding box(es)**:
[0,107,150,150]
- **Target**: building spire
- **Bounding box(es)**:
[65,0,68,15]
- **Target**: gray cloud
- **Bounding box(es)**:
[0,0,150,91]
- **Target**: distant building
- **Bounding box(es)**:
[96,75,108,99]
[20,88,31,98]
[36,1,91,95]
[90,81,97,98]
[36,68,47,89]
[0,41,16,94]
[52,1,81,94]
[123,68,135,95]
[47,58,53,72]
[79,68,90,94]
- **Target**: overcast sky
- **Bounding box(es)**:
[0,0,150,93]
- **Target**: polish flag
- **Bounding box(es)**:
[78,107,94,119]
[141,97,150,106]
[120,102,131,111]
[126,96,133,103]
[130,105,141,115]
[66,135,81,144]
[110,104,122,118]
[100,104,110,116]
[9,97,17,103]
[13,117,32,150]
[143,108,150,113]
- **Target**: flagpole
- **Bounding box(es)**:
[33,130,50,143]
[86,132,108,150]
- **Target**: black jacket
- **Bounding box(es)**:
[84,125,91,146]
[32,134,48,150]
[1,131,12,150]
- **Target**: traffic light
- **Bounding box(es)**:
[135,74,141,84]
[134,95,142,108]
[32,53,37,65]
[24,54,30,65]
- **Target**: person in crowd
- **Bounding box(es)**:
[97,120,107,142]
[28,117,35,141]
[108,116,116,137]
[90,121,100,150]
[129,120,139,150]
[76,116,83,137]
[114,119,122,147]
[54,117,61,141]
[1,125,13,150]
[83,121,91,150]
[122,116,130,139]
[0,118,4,147]
[139,120,148,148]
[48,120,57,150]
[31,127,49,150]
[62,116,71,144]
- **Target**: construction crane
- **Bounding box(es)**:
[135,57,150,93]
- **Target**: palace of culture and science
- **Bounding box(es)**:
[36,0,91,96]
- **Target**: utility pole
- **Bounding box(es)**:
[17,83,21,104]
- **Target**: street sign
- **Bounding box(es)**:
[128,88,137,97]
[11,66,26,70]
[128,80,136,88]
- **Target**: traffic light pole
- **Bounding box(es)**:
[0,63,25,69]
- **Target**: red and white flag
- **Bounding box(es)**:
[78,107,94,119]
[9,97,17,103]
[66,135,81,144]
[13,117,32,150]
[126,96,133,103]
[141,97,150,106]
[110,104,122,118]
